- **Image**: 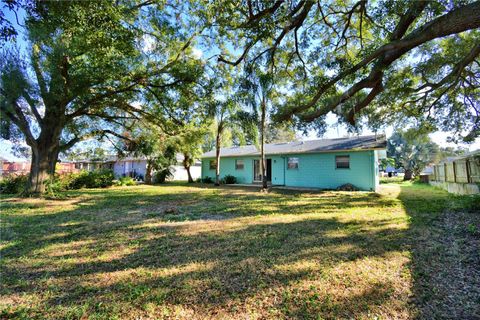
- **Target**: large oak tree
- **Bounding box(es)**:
[0,1,202,194]
[206,0,480,141]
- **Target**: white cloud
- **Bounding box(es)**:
[142,34,156,53]
[191,47,203,59]
[131,101,143,110]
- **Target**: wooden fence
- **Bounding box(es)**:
[430,154,480,184]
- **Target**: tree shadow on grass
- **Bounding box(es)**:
[397,183,480,320]
[3,216,407,318]
[1,184,423,319]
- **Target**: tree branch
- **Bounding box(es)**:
[59,129,134,152]
[22,91,43,124]
[0,98,37,147]
[242,0,284,27]
[415,43,480,93]
[31,45,49,102]
[277,1,480,121]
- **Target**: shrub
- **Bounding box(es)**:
[223,174,237,184]
[45,176,66,195]
[0,175,28,194]
[115,176,136,186]
[336,183,359,191]
[201,176,213,183]
[68,170,115,189]
[153,168,174,184]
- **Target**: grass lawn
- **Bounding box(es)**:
[1,182,479,319]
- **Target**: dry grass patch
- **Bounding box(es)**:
[1,182,478,319]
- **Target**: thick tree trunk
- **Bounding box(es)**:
[26,144,59,195]
[24,105,66,195]
[260,100,267,191]
[183,153,194,183]
[404,169,413,180]
[215,126,222,186]
[145,160,153,184]
[186,165,193,183]
[48,145,60,175]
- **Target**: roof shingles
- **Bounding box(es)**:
[202,134,386,158]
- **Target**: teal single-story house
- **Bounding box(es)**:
[201,135,387,191]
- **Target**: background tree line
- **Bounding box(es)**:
[1,0,478,194]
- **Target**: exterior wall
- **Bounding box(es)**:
[373,150,379,190]
[2,161,78,176]
[201,155,285,184]
[2,161,30,176]
[202,150,378,191]
[202,156,255,184]
[113,160,147,178]
[283,151,376,191]
[170,164,201,181]
[113,161,201,181]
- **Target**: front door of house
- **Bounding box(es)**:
[253,159,272,182]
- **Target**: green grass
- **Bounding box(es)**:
[379,176,404,184]
[1,182,479,319]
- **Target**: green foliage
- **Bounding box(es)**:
[115,177,136,187]
[222,174,237,184]
[153,168,174,184]
[202,176,213,183]
[388,129,439,177]
[44,176,68,196]
[64,147,111,162]
[265,123,299,143]
[203,1,480,141]
[380,157,396,170]
[0,175,28,194]
[67,170,115,189]
[1,1,208,194]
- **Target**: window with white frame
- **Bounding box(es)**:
[287,157,299,169]
[235,159,244,170]
[335,155,350,169]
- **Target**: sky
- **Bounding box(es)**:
[1,5,479,162]
[303,113,480,151]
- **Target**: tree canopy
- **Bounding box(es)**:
[0,1,206,193]
[387,128,440,179]
[1,0,479,194]
[204,0,480,142]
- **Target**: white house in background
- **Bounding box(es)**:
[75,154,201,181]
[111,157,148,179]
[171,154,202,181]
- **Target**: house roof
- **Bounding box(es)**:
[75,153,201,165]
[201,134,387,158]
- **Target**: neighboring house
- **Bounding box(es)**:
[74,154,202,181]
[74,160,112,172]
[1,160,78,176]
[2,161,30,176]
[201,135,387,191]
[420,165,434,176]
[171,154,202,181]
[56,162,79,174]
[0,157,6,176]
[110,157,147,179]
[381,165,404,177]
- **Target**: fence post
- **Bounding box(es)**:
[453,161,457,183]
[444,163,447,182]
[466,159,471,183]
